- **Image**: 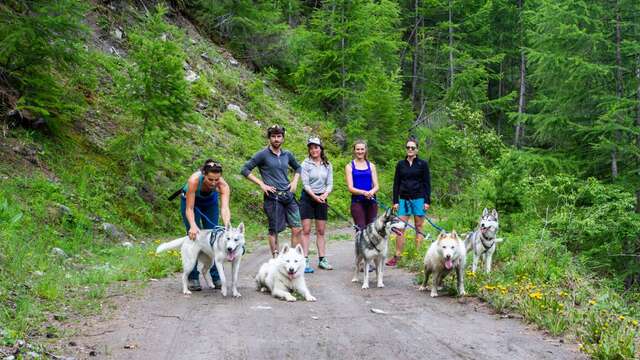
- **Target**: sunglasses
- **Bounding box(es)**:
[406,146,417,150]
[203,162,223,172]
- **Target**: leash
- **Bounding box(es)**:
[326,203,360,231]
[374,198,446,235]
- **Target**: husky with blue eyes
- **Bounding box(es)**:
[255,244,316,302]
[156,223,245,297]
[465,208,503,274]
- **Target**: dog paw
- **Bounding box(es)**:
[361,283,369,289]
[306,295,317,302]
[285,295,297,302]
[221,288,228,297]
[351,278,359,283]
[430,290,438,297]
[418,286,427,291]
[377,282,384,288]
[458,289,466,296]
[183,290,192,295]
[233,290,241,298]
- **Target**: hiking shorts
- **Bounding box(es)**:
[397,198,425,217]
[263,192,302,235]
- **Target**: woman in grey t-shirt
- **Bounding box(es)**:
[300,137,334,272]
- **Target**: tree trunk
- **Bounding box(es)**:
[448,0,454,89]
[514,0,526,148]
[612,2,623,179]
[411,0,420,108]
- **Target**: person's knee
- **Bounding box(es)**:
[292,227,302,235]
[317,227,326,236]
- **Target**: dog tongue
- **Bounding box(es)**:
[226,254,235,261]
[288,273,295,280]
[444,259,453,270]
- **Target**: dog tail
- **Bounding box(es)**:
[495,237,504,243]
[156,237,185,254]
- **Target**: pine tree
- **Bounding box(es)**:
[0,0,89,127]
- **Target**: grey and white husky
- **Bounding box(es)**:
[156,223,245,296]
[464,208,503,273]
[351,208,405,289]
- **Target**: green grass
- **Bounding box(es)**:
[392,210,640,359]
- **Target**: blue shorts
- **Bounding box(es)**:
[398,198,425,217]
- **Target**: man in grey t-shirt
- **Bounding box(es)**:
[241,125,302,257]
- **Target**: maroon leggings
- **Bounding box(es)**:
[350,201,378,230]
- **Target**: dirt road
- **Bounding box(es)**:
[62,232,585,359]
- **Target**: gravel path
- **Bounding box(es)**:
[61,229,585,359]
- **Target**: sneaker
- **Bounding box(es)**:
[213,279,222,289]
[187,279,202,291]
[359,263,376,272]
[304,258,314,273]
[385,256,398,267]
[318,258,333,270]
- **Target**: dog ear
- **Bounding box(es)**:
[225,223,231,231]
[295,244,304,254]
[281,244,290,254]
[437,231,446,241]
[491,209,498,219]
[450,230,458,239]
[237,222,245,234]
[482,208,488,216]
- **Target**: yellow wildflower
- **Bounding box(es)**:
[618,316,625,321]
[528,291,543,300]
[588,300,596,305]
[632,320,638,326]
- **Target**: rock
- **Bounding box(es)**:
[113,28,123,39]
[253,121,262,127]
[185,70,199,82]
[160,33,168,41]
[197,101,209,111]
[121,242,133,248]
[333,128,347,149]
[226,104,248,120]
[33,271,44,277]
[229,57,239,67]
[101,223,127,241]
[89,350,97,356]
[200,52,211,63]
[51,247,67,258]
[47,203,72,222]
[190,38,197,45]
[6,109,46,129]
[4,356,15,360]
[68,341,77,347]
[26,351,39,358]
[16,339,25,347]
[89,215,103,223]
[109,47,120,57]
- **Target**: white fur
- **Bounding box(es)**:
[419,230,466,297]
[156,223,245,296]
[255,244,316,302]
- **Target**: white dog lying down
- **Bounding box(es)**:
[156,223,245,296]
[255,244,316,302]
[420,230,466,297]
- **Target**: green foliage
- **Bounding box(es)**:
[110,4,192,183]
[0,0,91,127]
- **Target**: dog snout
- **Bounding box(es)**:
[288,267,295,273]
[227,247,233,252]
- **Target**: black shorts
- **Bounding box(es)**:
[263,192,302,235]
[299,192,328,221]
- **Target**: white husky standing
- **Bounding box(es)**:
[156,223,245,296]
[255,244,316,302]
[419,230,466,297]
[465,208,502,273]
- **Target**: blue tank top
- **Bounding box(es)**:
[351,160,374,203]
[182,174,219,206]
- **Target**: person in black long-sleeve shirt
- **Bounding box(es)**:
[386,137,431,267]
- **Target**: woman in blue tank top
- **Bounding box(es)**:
[345,140,379,229]
[180,159,231,291]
